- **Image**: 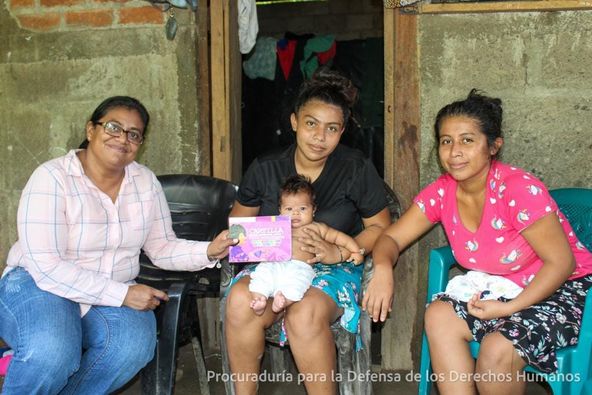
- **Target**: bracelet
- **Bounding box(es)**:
[337,246,344,262]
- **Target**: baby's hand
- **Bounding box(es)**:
[348,252,364,265]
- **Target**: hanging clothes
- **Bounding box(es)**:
[243,37,278,81]
[299,35,336,79]
[277,38,297,81]
[238,0,259,54]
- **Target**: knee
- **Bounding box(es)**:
[94,312,156,372]
[225,281,254,327]
[129,331,156,368]
[284,300,328,339]
[116,324,156,370]
[424,301,455,339]
[476,333,514,371]
[21,339,81,382]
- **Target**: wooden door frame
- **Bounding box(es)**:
[204,0,424,370]
[209,0,242,183]
[383,6,422,371]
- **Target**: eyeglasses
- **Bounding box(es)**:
[95,121,144,145]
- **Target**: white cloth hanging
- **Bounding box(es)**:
[238,0,259,54]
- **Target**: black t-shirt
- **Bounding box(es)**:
[237,144,388,236]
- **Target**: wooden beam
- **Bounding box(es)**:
[389,12,420,209]
[384,8,396,190]
[416,0,592,14]
[210,0,242,182]
[382,7,421,372]
[227,0,242,183]
[196,0,210,175]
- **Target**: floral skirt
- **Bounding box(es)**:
[433,274,592,373]
[229,262,364,349]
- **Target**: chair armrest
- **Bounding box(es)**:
[160,282,189,338]
[426,246,456,302]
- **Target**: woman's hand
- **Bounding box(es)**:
[206,230,238,260]
[298,227,341,264]
[467,293,513,320]
[362,264,394,322]
[123,284,169,311]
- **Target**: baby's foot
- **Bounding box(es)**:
[272,292,287,313]
[250,295,268,316]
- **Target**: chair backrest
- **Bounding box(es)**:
[157,174,237,242]
[137,174,237,292]
[550,188,592,251]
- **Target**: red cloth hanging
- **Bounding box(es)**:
[277,39,297,81]
[317,41,336,65]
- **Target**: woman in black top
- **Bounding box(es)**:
[225,68,391,394]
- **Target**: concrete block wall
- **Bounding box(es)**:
[256,0,383,40]
[418,11,592,191]
[0,1,205,269]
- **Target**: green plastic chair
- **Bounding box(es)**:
[418,188,592,395]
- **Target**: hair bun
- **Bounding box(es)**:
[467,88,503,118]
[310,67,358,108]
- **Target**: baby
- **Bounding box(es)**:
[249,174,364,315]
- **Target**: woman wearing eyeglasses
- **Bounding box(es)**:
[0,96,236,394]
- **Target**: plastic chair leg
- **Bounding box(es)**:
[418,333,432,395]
[186,295,210,395]
[141,282,188,395]
[191,335,210,395]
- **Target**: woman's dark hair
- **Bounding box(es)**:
[279,174,316,208]
[293,67,358,125]
[89,96,150,132]
[434,89,503,154]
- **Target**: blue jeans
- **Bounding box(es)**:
[0,267,156,394]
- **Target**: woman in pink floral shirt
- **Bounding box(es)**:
[370,90,592,394]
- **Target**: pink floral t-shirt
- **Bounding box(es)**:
[414,161,592,287]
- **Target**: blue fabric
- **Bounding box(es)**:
[229,261,364,349]
[0,267,156,394]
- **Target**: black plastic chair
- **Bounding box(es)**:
[137,174,237,395]
[219,181,401,395]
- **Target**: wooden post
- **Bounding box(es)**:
[383,5,422,371]
[210,0,242,182]
[198,0,242,355]
[196,0,210,175]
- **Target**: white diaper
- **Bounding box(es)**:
[249,260,316,302]
[443,270,523,302]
